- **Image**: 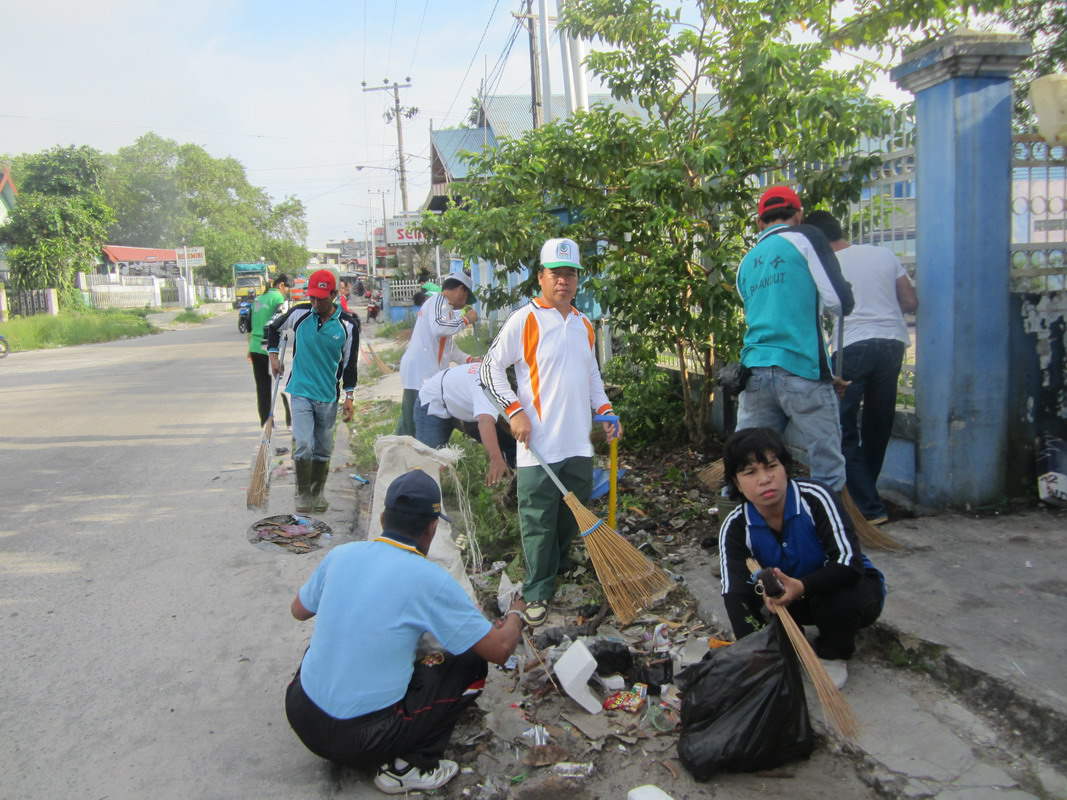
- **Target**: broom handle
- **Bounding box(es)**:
[268,336,288,421]
[525,442,571,497]
[593,413,620,528]
[608,438,618,528]
[834,306,844,377]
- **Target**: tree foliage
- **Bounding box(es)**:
[0,146,114,299]
[102,133,308,285]
[998,0,1067,124]
[424,0,935,446]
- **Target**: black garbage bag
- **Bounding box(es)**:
[675,618,814,780]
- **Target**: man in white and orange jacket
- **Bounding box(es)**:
[480,238,621,626]
[396,273,479,436]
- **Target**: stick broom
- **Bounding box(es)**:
[527,439,673,625]
[247,341,286,510]
[747,557,858,741]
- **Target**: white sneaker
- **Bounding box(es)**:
[373,759,459,795]
[819,658,849,690]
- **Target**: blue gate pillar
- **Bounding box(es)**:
[891,32,1031,507]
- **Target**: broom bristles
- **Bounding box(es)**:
[246,417,274,510]
[745,558,858,741]
[840,488,904,551]
[562,493,674,624]
[774,604,859,740]
[697,459,725,491]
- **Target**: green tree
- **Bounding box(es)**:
[425,0,905,446]
[102,133,308,285]
[0,146,114,299]
[1000,0,1067,124]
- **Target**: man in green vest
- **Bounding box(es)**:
[249,274,291,428]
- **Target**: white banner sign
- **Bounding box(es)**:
[175,246,207,267]
[385,218,427,246]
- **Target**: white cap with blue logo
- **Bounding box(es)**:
[540,238,583,270]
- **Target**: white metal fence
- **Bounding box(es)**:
[1011,137,1067,293]
[389,279,422,305]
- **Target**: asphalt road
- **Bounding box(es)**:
[0,312,372,799]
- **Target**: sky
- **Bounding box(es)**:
[3,0,911,248]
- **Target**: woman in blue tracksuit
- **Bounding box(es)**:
[717,427,885,686]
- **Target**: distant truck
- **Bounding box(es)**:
[232,263,270,307]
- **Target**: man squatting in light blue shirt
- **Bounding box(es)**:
[284,470,529,796]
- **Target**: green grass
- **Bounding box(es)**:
[376,318,415,339]
[344,396,522,565]
[359,345,405,382]
[0,309,156,351]
[440,433,521,565]
[453,324,496,358]
[346,399,402,473]
[173,308,210,323]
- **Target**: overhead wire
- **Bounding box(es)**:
[408,0,431,75]
[484,15,524,99]
[386,0,399,76]
[441,0,504,127]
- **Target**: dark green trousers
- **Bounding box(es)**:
[395,388,419,436]
[516,456,593,603]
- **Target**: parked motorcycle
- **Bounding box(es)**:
[237,300,252,334]
[366,293,381,323]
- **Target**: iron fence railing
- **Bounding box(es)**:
[8,289,50,317]
[1011,136,1067,293]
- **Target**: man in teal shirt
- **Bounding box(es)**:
[249,274,290,427]
[735,186,854,490]
[267,270,360,513]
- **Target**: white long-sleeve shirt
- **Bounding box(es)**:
[480,298,613,467]
[399,293,471,390]
[418,363,500,422]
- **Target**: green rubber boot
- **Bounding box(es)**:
[309,460,330,513]
[294,458,314,513]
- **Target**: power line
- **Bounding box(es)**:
[408,0,431,75]
[386,0,399,75]
[485,16,524,99]
[441,0,504,126]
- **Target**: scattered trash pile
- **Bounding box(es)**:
[444,555,816,799]
[247,514,332,553]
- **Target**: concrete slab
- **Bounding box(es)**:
[874,511,1067,765]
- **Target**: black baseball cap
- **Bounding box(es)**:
[385,470,452,523]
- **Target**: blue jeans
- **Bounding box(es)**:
[414,401,457,448]
[291,395,338,462]
[736,366,846,490]
[839,339,906,519]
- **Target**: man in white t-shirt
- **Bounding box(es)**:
[806,211,919,524]
[480,238,620,626]
[396,273,479,437]
[415,363,516,486]
[285,470,527,795]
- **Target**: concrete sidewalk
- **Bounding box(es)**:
[872,510,1067,767]
[681,506,1067,797]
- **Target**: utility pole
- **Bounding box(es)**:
[362,79,415,212]
[368,189,390,277]
[537,0,553,123]
[515,0,543,128]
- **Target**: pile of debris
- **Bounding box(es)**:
[447,565,735,800]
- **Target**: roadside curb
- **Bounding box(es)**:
[867,619,1067,769]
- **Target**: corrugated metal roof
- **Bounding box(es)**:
[485,93,712,140]
[431,127,498,180]
[431,93,720,183]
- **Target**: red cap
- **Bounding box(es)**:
[757,185,803,217]
[306,269,336,298]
